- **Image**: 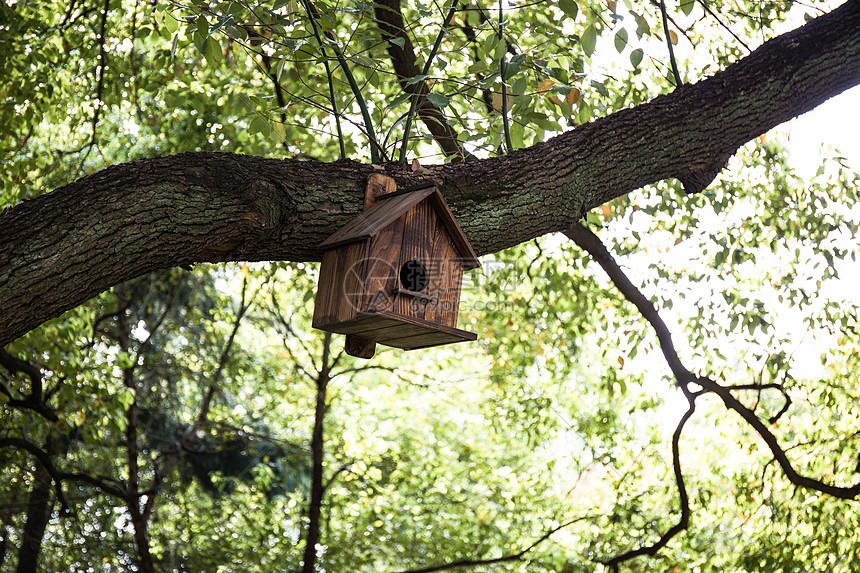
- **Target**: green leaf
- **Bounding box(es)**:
[502,53,526,80]
[117,388,135,410]
[205,37,222,66]
[164,13,179,34]
[211,13,234,33]
[581,26,597,57]
[425,92,450,108]
[170,34,179,62]
[249,115,269,135]
[510,120,524,149]
[406,74,428,86]
[559,0,578,20]
[512,76,527,97]
[385,93,412,109]
[630,48,644,67]
[195,14,209,34]
[614,28,628,53]
[680,0,695,16]
[389,37,406,50]
[633,12,650,38]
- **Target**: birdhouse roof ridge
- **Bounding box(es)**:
[319,185,480,269]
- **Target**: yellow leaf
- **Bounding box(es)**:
[536,79,555,94]
[617,355,625,367]
[566,86,581,106]
[602,204,611,218]
[668,30,678,45]
[550,95,563,106]
[608,0,616,13]
[492,92,514,111]
[273,121,286,142]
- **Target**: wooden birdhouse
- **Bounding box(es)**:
[312,174,480,358]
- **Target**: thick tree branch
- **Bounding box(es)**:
[2,2,860,345]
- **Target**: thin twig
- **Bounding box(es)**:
[499,0,513,153]
[90,0,112,147]
[696,0,751,52]
[303,0,383,162]
[603,398,695,571]
[658,0,683,86]
[399,0,460,163]
[296,7,346,159]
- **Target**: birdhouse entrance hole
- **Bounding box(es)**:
[400,260,428,292]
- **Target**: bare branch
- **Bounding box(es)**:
[89,0,111,149]
[603,398,695,571]
[658,0,684,87]
[0,437,127,508]
[391,517,591,573]
[0,349,57,422]
[565,223,695,386]
[695,375,860,499]
[695,0,752,51]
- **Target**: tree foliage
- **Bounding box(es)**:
[2,0,860,572]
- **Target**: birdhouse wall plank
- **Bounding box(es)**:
[423,216,464,328]
[337,240,371,322]
[426,192,481,270]
[312,240,370,328]
[311,248,341,328]
[394,198,434,319]
[361,213,406,312]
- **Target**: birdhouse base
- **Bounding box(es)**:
[317,309,477,351]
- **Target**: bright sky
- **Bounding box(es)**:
[783,85,860,179]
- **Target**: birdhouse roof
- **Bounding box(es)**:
[319,185,480,270]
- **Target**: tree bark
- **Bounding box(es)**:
[1,2,859,345]
[301,333,332,573]
[15,436,58,573]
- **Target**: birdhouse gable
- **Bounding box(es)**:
[319,185,480,270]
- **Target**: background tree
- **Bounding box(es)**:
[2,0,860,571]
